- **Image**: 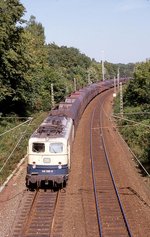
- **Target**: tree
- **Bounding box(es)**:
[0,0,33,116]
[24,16,52,111]
[124,61,150,107]
[115,60,150,171]
[46,44,92,89]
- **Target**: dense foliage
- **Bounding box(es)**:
[114,61,150,173]
[0,0,134,117]
[0,0,31,115]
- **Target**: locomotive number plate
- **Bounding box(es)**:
[42,170,53,173]
[43,157,51,163]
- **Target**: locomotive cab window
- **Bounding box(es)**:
[49,143,63,153]
[32,143,45,153]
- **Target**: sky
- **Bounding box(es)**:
[20,0,150,64]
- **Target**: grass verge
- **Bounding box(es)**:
[0,112,48,185]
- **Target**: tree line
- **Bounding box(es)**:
[0,0,134,117]
[114,61,150,172]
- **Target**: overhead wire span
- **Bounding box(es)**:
[112,114,150,177]
[116,112,150,115]
[115,127,150,178]
[0,117,33,137]
[112,114,150,128]
[129,148,150,177]
[0,118,33,173]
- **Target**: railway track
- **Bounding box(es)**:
[10,92,133,237]
[1,90,149,237]
[11,188,66,237]
[89,93,132,237]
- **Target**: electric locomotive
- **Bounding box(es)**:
[26,115,74,188]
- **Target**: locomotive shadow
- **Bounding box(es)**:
[26,180,66,192]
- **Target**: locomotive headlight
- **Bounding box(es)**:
[32,162,36,169]
[58,162,62,169]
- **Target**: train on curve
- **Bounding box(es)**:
[26,78,127,188]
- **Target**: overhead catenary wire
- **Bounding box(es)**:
[92,117,150,129]
[116,112,150,115]
[92,123,145,130]
[0,117,33,137]
[112,114,150,128]
[129,147,150,177]
[111,114,150,177]
[0,118,33,173]
[100,107,150,177]
[115,125,150,178]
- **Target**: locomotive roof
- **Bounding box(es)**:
[31,115,71,138]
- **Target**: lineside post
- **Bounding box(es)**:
[88,71,91,85]
[120,82,123,118]
[74,78,77,91]
[51,83,55,108]
[117,67,120,91]
[113,76,117,98]
[102,60,105,81]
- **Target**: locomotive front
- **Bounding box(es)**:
[26,116,73,188]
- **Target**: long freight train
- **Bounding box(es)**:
[26,78,128,188]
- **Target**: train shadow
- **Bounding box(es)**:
[26,180,66,192]
[119,186,150,208]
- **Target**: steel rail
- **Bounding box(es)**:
[49,189,60,236]
[23,190,59,237]
[89,92,132,237]
[11,189,60,237]
[90,107,103,237]
[99,98,132,237]
[20,188,40,236]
